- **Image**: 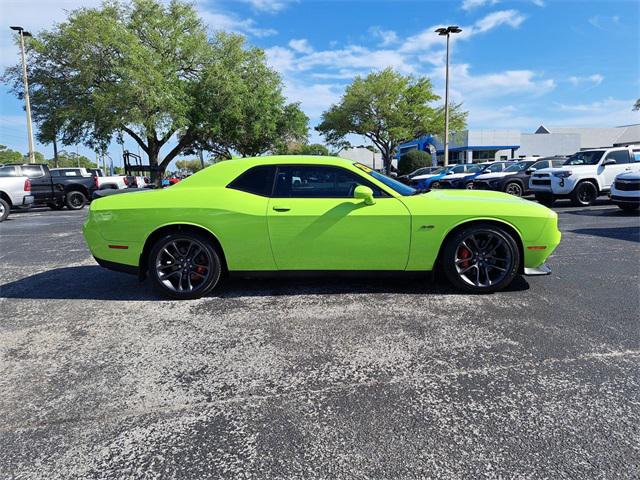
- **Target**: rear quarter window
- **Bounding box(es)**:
[227,165,276,197]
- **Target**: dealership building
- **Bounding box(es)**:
[397,124,640,164]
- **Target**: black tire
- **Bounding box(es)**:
[48,201,65,210]
[441,223,520,293]
[618,203,639,212]
[504,181,523,197]
[570,181,598,207]
[431,181,441,189]
[65,191,87,210]
[0,198,9,222]
[535,193,555,207]
[148,232,223,300]
[465,182,474,190]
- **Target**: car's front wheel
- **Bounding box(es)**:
[505,181,523,197]
[570,181,598,207]
[465,182,474,189]
[441,223,520,293]
[149,233,222,299]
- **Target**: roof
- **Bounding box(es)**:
[534,124,640,149]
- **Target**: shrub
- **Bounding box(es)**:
[398,149,432,175]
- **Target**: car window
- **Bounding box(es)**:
[227,165,276,197]
[274,165,386,198]
[553,159,566,167]
[0,166,19,177]
[451,165,467,174]
[485,163,505,173]
[50,170,61,177]
[531,160,549,170]
[21,165,44,178]
[565,150,605,165]
[604,150,630,164]
[505,161,532,172]
[633,150,640,162]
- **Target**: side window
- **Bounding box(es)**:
[551,160,565,167]
[604,150,630,164]
[50,170,60,177]
[632,150,640,162]
[21,166,44,178]
[532,161,549,170]
[273,165,386,198]
[227,165,276,197]
[486,163,503,173]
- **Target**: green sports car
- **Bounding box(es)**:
[83,156,561,299]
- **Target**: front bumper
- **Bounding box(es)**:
[610,193,640,205]
[524,263,552,276]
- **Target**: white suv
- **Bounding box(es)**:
[610,171,640,212]
[529,146,640,206]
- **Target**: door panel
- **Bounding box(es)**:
[21,166,52,202]
[267,197,411,270]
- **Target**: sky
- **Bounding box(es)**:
[0,0,639,168]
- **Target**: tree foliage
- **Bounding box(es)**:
[398,149,432,175]
[0,145,24,164]
[316,68,467,172]
[175,158,205,173]
[47,151,95,169]
[3,0,308,181]
[275,142,330,156]
[634,99,640,111]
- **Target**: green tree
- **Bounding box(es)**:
[316,68,467,173]
[275,143,330,156]
[398,149,432,175]
[47,151,96,168]
[0,145,24,164]
[175,158,205,173]
[4,0,306,183]
[634,99,639,111]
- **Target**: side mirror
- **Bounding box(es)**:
[602,158,616,166]
[526,168,536,174]
[354,185,375,205]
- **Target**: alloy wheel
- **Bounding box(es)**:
[454,231,514,288]
[154,238,213,293]
[577,183,596,204]
[0,203,5,216]
[505,182,523,196]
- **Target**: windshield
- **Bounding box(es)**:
[565,150,605,165]
[504,161,531,173]
[411,167,435,176]
[367,169,417,196]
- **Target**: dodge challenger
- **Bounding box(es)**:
[83,156,561,299]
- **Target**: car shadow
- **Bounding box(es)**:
[0,266,530,301]
[562,206,639,217]
[569,226,640,243]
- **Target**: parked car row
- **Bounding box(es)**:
[400,145,640,211]
[0,163,153,222]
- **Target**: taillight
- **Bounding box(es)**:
[93,175,99,188]
[24,178,31,192]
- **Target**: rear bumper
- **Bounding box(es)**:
[94,256,139,275]
[22,195,34,206]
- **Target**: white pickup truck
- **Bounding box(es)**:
[0,172,34,222]
[529,146,640,206]
[86,168,129,190]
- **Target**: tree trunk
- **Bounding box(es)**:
[148,149,163,188]
[52,137,59,168]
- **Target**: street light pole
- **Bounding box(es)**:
[435,26,462,167]
[10,26,35,164]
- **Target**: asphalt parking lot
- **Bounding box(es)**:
[1,201,639,479]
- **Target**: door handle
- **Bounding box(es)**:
[272,206,290,212]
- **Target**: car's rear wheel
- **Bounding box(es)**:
[0,198,9,222]
[441,224,520,293]
[505,181,523,197]
[465,182,474,189]
[535,193,554,207]
[570,181,598,206]
[149,233,222,300]
[431,181,441,189]
[65,191,87,210]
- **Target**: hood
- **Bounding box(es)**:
[616,171,640,181]
[534,165,593,175]
[441,172,473,181]
[475,171,517,181]
[412,172,443,180]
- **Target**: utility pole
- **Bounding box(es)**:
[435,26,462,166]
[10,26,35,164]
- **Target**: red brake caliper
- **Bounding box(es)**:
[459,246,471,268]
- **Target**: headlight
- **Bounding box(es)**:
[553,171,573,178]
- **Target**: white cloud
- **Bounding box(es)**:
[400,10,526,53]
[567,74,604,86]
[461,0,500,11]
[531,0,545,7]
[368,27,399,47]
[588,15,620,30]
[239,0,294,13]
[282,82,343,119]
[198,8,277,37]
[288,39,313,54]
[551,98,640,127]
